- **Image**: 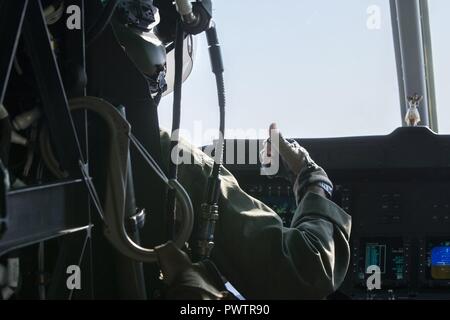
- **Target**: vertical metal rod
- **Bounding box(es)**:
[392,0,430,127]
[419,0,439,133]
[389,0,407,125]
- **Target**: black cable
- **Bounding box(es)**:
[211,73,225,179]
[165,20,185,239]
[205,24,225,205]
[194,23,226,260]
[86,0,120,46]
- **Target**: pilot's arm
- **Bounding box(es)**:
[159,125,351,300]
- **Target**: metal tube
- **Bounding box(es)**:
[419,0,439,132]
[393,0,430,126]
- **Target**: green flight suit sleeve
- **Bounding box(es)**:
[159,130,352,299]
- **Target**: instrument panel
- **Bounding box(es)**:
[225,127,450,300]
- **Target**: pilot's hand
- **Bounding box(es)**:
[267,123,309,177]
[267,123,334,203]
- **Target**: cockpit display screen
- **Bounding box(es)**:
[365,243,387,273]
[427,240,450,280]
[357,237,406,285]
[260,195,296,226]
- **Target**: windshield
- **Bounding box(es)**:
[158,0,403,146]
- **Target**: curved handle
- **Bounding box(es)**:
[104,179,194,263]
[168,179,194,249]
[68,97,194,263]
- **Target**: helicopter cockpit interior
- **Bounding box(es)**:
[0,0,449,301]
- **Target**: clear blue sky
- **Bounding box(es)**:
[158,0,450,146]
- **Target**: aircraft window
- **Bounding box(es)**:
[428,0,450,134]
[158,0,401,146]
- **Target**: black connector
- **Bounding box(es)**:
[181,0,213,35]
[206,24,224,75]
